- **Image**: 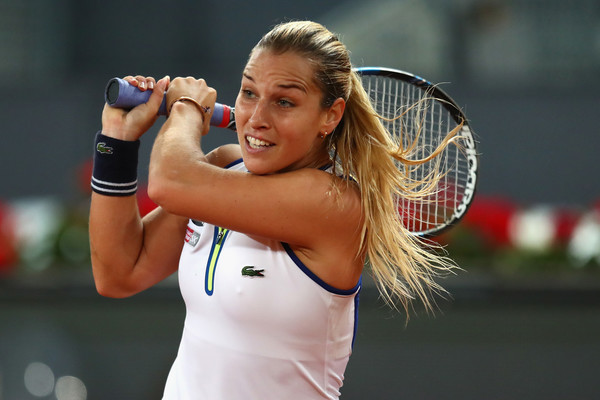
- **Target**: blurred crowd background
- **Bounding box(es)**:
[0,0,599,399]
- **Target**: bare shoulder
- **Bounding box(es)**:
[206,144,242,168]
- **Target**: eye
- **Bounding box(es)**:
[242,89,256,99]
[277,98,294,108]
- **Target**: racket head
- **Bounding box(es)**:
[356,67,479,237]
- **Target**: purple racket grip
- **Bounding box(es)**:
[104,78,236,130]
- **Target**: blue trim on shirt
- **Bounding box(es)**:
[281,242,361,296]
[318,162,334,171]
[224,158,244,169]
[282,242,361,349]
[352,286,361,349]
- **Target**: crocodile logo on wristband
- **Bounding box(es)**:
[96,142,114,155]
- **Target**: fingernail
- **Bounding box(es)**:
[139,81,146,90]
[157,76,168,90]
[148,81,154,89]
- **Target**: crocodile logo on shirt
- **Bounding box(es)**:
[241,266,265,277]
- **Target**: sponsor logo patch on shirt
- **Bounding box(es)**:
[185,226,200,247]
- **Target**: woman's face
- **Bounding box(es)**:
[234,49,336,175]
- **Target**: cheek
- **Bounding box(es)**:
[275,122,304,144]
[281,118,319,142]
[237,131,246,147]
[233,104,250,134]
[233,97,243,124]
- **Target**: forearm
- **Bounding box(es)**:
[148,102,209,205]
[89,193,144,296]
[89,75,186,297]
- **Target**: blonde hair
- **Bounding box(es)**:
[255,21,460,314]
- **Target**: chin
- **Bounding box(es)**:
[242,158,273,175]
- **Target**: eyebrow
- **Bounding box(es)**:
[278,83,307,93]
[242,72,307,93]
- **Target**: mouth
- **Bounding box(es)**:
[246,135,274,150]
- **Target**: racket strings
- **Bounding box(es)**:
[362,74,471,234]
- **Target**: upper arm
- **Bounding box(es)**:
[90,196,189,298]
[151,163,363,252]
[147,139,364,289]
[131,207,189,292]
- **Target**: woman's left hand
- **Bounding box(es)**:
[166,77,217,136]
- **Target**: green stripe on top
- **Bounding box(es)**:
[205,226,230,296]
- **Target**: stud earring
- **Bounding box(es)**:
[319,131,327,139]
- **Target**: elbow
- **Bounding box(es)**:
[94,280,134,299]
[147,168,188,216]
[147,176,166,209]
[147,167,175,211]
[148,150,210,214]
[91,260,139,299]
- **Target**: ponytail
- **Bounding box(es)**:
[331,71,457,314]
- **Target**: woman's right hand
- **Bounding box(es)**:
[101,75,170,141]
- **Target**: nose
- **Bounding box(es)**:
[248,100,270,130]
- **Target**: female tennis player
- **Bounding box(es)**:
[89,21,458,399]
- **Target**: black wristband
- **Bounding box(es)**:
[91,131,140,196]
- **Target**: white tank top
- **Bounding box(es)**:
[162,159,361,400]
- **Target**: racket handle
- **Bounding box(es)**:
[104,77,236,130]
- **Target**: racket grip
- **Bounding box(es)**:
[104,77,235,129]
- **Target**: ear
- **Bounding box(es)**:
[322,98,346,134]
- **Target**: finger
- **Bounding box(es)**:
[123,76,138,87]
[146,75,169,111]
[133,75,154,91]
[147,77,157,90]
[158,75,170,91]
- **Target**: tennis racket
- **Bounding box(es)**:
[105,68,478,237]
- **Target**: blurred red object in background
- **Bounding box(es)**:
[0,200,18,274]
[462,196,518,248]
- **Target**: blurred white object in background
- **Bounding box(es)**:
[568,211,600,267]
